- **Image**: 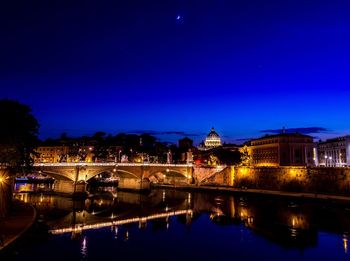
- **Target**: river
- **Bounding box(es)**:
[2,183,350,260]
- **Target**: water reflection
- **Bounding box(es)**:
[14,182,53,193]
[81,236,88,260]
[12,184,350,258]
[343,233,348,254]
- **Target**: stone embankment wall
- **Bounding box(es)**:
[205,166,350,195]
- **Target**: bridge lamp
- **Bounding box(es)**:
[113,168,117,172]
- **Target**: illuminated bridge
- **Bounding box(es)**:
[33,162,194,194]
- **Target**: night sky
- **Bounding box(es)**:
[1,0,350,144]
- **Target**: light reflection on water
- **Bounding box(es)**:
[7,183,350,260]
[14,182,53,193]
[81,236,88,260]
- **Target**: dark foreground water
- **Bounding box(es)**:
[3,184,350,260]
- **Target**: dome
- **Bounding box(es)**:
[207,127,220,138]
[204,127,222,148]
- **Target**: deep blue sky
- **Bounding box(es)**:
[1,0,350,144]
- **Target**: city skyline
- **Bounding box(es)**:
[1,0,350,143]
[26,125,343,145]
[3,1,350,259]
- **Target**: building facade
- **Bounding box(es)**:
[248,133,315,167]
[202,127,222,149]
[34,146,70,163]
[316,135,350,167]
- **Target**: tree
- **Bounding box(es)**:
[0,99,39,217]
[92,131,106,141]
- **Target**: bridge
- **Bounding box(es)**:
[33,162,194,194]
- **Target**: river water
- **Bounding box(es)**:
[3,183,350,260]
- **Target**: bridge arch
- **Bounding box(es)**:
[147,169,188,179]
[146,168,190,185]
[40,170,74,181]
[106,169,140,180]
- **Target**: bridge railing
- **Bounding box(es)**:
[33,162,194,168]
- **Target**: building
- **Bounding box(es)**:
[34,146,69,163]
[198,127,222,150]
[34,144,96,163]
[247,133,315,167]
[316,135,350,167]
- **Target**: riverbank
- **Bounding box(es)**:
[0,200,37,251]
[152,183,350,202]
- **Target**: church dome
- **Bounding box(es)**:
[207,128,220,139]
[204,127,222,148]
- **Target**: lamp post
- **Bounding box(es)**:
[325,155,328,167]
[329,156,333,167]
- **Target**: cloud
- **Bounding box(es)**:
[260,127,331,135]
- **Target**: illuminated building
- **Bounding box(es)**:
[316,135,350,167]
[34,146,69,163]
[199,127,222,150]
[247,133,315,167]
[34,145,95,163]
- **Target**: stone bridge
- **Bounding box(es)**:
[33,163,194,194]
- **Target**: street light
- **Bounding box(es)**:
[325,155,328,167]
[329,156,333,167]
[0,176,8,184]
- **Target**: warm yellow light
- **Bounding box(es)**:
[290,169,296,177]
[0,177,3,183]
[343,235,348,254]
[240,167,248,176]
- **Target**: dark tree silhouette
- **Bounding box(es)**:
[0,99,39,217]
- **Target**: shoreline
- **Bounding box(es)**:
[152,183,350,202]
[0,200,37,252]
[14,183,350,203]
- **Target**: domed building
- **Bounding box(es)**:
[204,127,222,148]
